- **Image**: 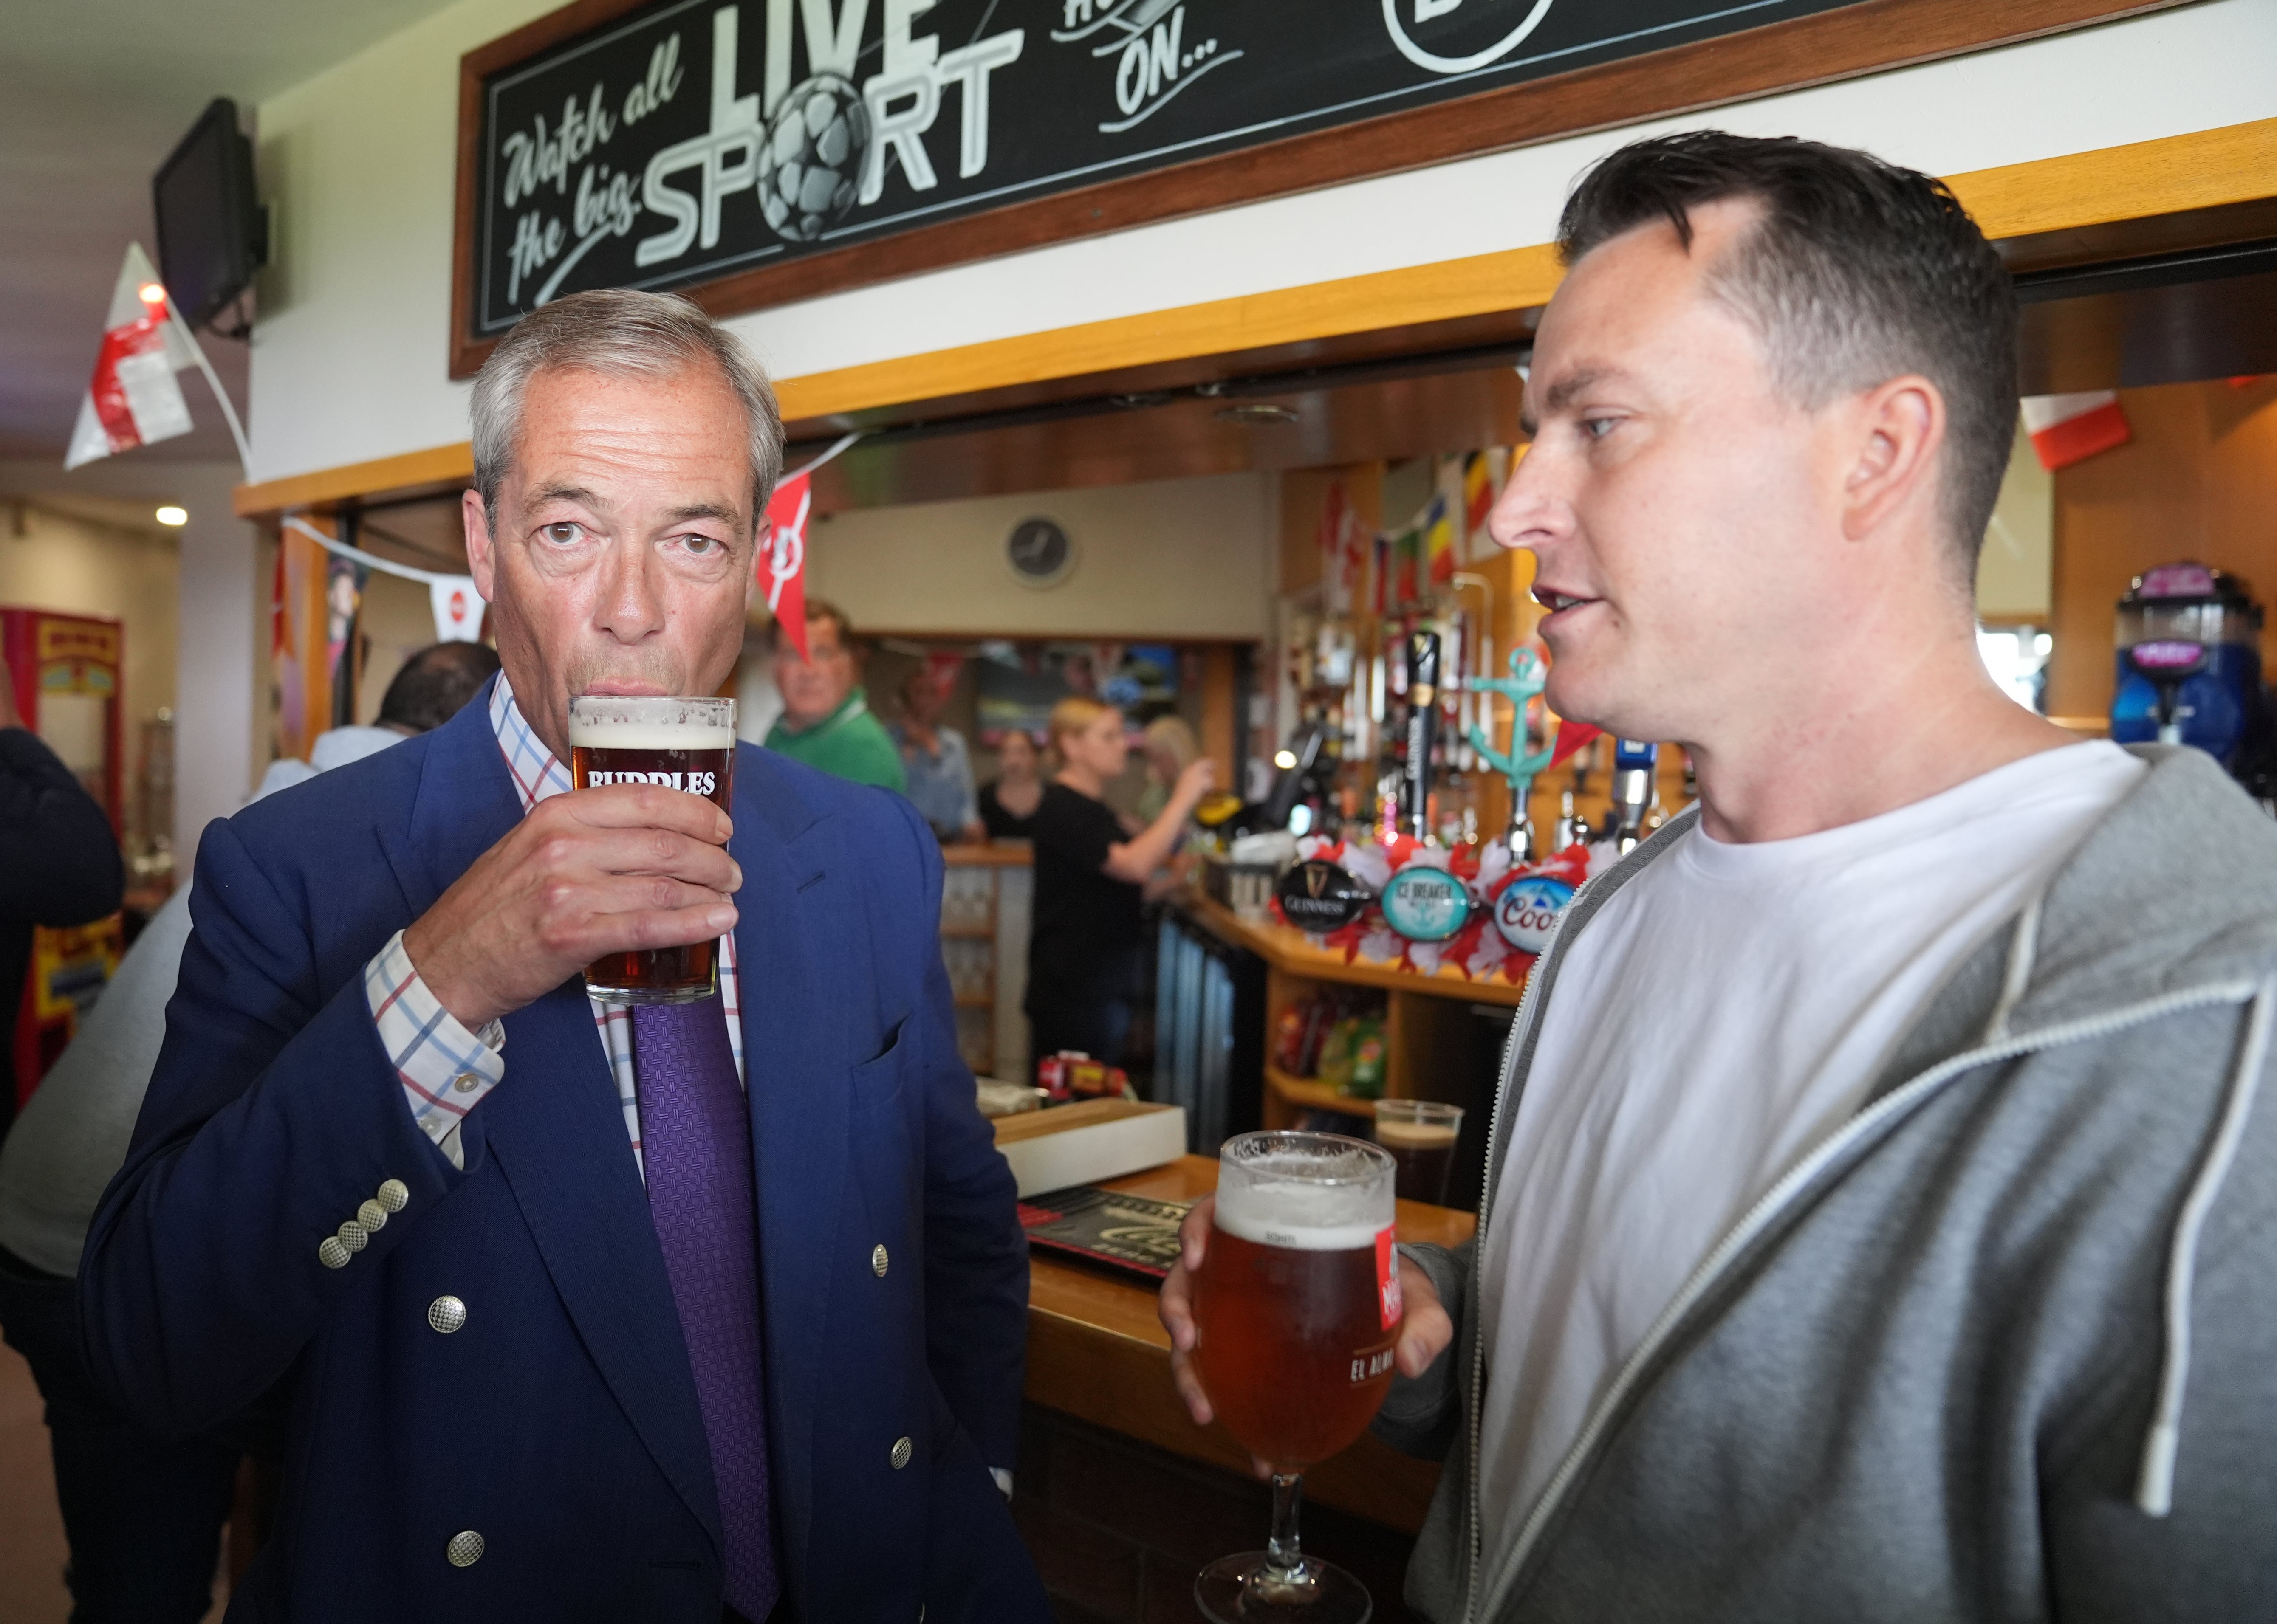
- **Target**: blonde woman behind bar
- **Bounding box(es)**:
[1024,696,1212,1078]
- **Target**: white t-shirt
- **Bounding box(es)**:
[1475,740,2147,1558]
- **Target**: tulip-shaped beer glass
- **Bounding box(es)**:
[1191,1131,1401,1622]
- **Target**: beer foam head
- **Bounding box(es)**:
[1214,1133,1393,1250]
[568,695,736,751]
[1373,1117,1460,1150]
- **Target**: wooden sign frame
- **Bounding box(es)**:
[448,0,2178,380]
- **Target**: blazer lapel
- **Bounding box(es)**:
[384,682,723,1551]
[482,989,723,1551]
[732,750,845,1588]
[377,680,524,919]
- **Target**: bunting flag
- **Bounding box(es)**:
[429,578,487,641]
[270,542,290,660]
[1317,479,1365,615]
[1462,451,1495,548]
[1424,492,1457,588]
[760,470,814,660]
[2021,392,2130,471]
[1393,522,1421,607]
[1551,719,1602,765]
[64,244,197,471]
[923,650,966,697]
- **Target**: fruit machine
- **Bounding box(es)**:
[1,607,126,1105]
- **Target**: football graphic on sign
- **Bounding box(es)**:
[759,75,869,242]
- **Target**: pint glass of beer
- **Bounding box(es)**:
[568,695,737,1005]
[1372,1098,1465,1206]
[1190,1131,1399,1623]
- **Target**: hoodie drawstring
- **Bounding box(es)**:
[2135,974,2275,1516]
[1983,896,2044,1044]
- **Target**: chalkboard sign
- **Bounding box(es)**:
[449,0,2153,377]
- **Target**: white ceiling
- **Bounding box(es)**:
[0,0,463,467]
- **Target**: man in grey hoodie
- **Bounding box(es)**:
[1160,131,2277,1622]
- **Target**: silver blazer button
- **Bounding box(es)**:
[446,1530,485,1567]
[890,1435,913,1470]
[871,1244,889,1277]
[427,1296,468,1334]
[376,1179,410,1214]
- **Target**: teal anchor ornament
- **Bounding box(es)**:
[1466,647,1555,860]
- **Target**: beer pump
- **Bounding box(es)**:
[1401,630,1441,840]
[1466,647,1555,860]
[1610,738,1659,853]
[2110,563,2277,802]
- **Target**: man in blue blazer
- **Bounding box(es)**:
[80,289,1048,1623]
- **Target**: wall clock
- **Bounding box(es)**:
[1006,517,1075,588]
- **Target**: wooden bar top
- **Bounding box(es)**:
[1178,891,1529,1008]
[1023,1153,1475,1533]
[941,842,1035,867]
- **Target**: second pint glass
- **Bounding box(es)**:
[568,695,737,1004]
[1373,1098,1465,1206]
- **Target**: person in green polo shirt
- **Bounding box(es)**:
[764,598,906,793]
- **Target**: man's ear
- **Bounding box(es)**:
[1841,375,1944,544]
[463,487,498,602]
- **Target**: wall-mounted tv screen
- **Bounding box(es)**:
[152,98,266,333]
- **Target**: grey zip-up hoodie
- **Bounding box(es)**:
[1376,746,2277,1622]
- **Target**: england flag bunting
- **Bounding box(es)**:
[65,244,198,470]
[2021,391,2131,472]
[760,470,814,660]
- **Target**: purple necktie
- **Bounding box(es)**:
[633,999,778,1621]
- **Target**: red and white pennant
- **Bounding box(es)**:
[65,244,198,471]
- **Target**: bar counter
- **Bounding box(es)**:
[1021,1153,1476,1533]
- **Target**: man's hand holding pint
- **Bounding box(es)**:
[1157,1194,1455,1466]
[401,779,740,1030]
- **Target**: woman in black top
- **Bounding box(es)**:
[1025,697,1212,1076]
[978,728,1045,841]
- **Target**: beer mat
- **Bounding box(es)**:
[1018,1186,1194,1280]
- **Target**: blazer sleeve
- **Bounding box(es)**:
[895,796,1028,1470]
[79,815,481,1435]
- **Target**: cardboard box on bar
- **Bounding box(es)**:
[993,1099,1187,1200]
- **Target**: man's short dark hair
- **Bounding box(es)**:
[768,598,853,652]
[1558,131,2017,576]
[378,642,503,733]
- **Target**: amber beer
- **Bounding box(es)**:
[1191,1134,1401,1469]
[1189,1133,1399,1622]
[568,695,737,1004]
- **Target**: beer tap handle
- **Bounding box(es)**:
[1465,647,1555,856]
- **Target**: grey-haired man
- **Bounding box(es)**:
[84,290,1047,1624]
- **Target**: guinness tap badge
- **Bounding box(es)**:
[1274,860,1374,932]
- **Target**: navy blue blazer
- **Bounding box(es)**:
[81,688,1046,1623]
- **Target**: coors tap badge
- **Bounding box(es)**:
[568,694,737,1004]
